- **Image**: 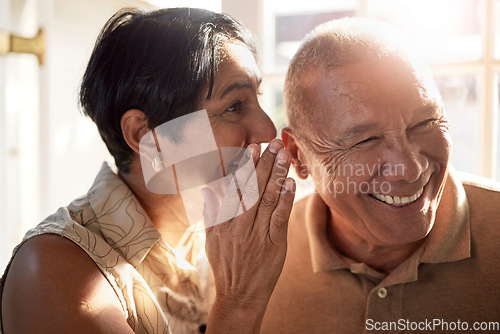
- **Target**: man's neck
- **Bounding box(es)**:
[326,213,425,275]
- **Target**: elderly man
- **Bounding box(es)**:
[261,18,500,333]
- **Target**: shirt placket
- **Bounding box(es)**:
[364,283,405,334]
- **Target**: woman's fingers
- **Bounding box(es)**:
[254,140,284,193]
[203,138,293,235]
[236,139,285,217]
[268,177,295,245]
[246,143,261,166]
[246,147,292,236]
[208,140,287,231]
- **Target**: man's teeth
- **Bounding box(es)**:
[372,188,424,206]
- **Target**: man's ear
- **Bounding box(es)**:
[121,109,150,155]
[282,127,309,180]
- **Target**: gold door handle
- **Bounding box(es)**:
[0,28,45,65]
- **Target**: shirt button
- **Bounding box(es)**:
[377,287,388,299]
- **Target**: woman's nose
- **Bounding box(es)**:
[246,107,277,144]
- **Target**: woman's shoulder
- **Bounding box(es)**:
[1,234,133,334]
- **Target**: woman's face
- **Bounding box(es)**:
[176,42,276,216]
[201,42,276,149]
[136,43,276,204]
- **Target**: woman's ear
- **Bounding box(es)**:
[121,109,149,155]
[281,127,310,180]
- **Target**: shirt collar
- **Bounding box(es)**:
[420,167,471,264]
[305,168,471,280]
[87,162,161,268]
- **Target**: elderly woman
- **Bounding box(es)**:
[0,8,295,334]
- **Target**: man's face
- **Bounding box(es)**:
[295,58,452,247]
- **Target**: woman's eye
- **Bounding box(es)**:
[225,101,243,113]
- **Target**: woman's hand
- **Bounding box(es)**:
[203,138,295,333]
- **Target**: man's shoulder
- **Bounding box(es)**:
[458,171,500,193]
[458,172,500,209]
[457,172,500,238]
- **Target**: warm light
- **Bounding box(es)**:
[404,0,459,34]
[378,0,479,36]
[369,0,482,63]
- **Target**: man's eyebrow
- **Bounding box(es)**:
[415,102,442,116]
[219,77,262,99]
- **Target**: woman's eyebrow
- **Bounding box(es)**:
[219,77,262,99]
[219,81,253,99]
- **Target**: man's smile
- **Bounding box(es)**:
[370,187,424,206]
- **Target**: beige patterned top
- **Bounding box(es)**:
[0,163,213,334]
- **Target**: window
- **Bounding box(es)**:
[263,0,358,73]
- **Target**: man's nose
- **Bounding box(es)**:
[380,136,428,183]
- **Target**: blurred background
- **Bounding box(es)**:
[1,0,499,271]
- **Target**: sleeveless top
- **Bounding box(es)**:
[0,163,213,334]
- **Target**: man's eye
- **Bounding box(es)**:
[354,137,376,147]
[416,118,438,128]
[226,101,243,113]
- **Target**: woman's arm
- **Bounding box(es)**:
[1,234,134,334]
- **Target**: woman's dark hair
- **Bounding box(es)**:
[79,7,256,172]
